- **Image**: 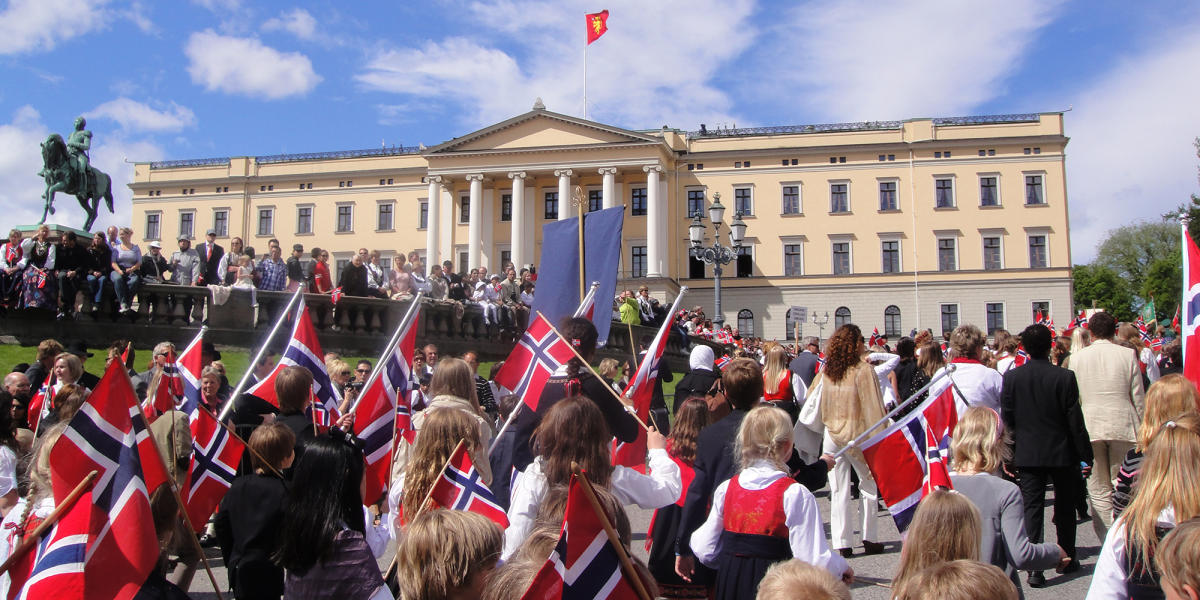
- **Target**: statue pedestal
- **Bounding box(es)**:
[12,223,92,242]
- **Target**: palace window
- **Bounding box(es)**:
[544,191,558,220]
[501,194,513,222]
[213,210,228,237]
[687,189,705,218]
[258,208,274,236]
[630,188,647,216]
[881,240,900,273]
[588,190,602,213]
[938,238,957,271]
[1025,175,1044,205]
[879,181,897,211]
[832,242,851,275]
[336,205,353,233]
[831,183,849,213]
[297,207,312,234]
[986,303,1005,334]
[941,304,959,335]
[179,211,194,239]
[145,213,160,241]
[734,187,753,215]
[782,185,800,215]
[935,178,955,208]
[784,244,803,276]
[834,306,852,329]
[983,236,1002,270]
[631,246,647,278]
[418,202,428,230]
[980,176,998,206]
[1029,234,1048,268]
[378,203,394,231]
[884,305,902,337]
[738,309,755,338]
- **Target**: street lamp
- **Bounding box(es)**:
[811,311,830,340]
[688,193,748,327]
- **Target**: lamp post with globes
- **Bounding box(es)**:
[688,192,748,328]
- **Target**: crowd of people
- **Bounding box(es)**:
[0,303,1198,599]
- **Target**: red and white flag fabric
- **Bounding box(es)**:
[585,10,609,45]
[27,373,55,432]
[176,328,206,418]
[1182,226,1200,387]
[246,302,340,426]
[1068,310,1088,331]
[49,360,166,600]
[14,490,91,600]
[868,327,881,348]
[859,381,958,532]
[521,474,641,600]
[184,407,245,532]
[353,312,420,505]
[1013,346,1030,368]
[493,314,576,412]
[573,283,599,320]
[429,442,509,529]
[614,292,685,468]
[141,348,183,422]
[715,354,731,371]
[331,286,344,306]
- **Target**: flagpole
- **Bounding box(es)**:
[218,287,304,422]
[574,186,586,304]
[831,363,957,460]
[348,293,424,416]
[571,464,654,600]
[0,470,98,577]
[1182,213,1191,374]
[583,38,588,120]
[623,287,688,402]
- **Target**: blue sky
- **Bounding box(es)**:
[3,0,1200,262]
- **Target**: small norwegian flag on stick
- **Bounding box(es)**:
[429,440,509,529]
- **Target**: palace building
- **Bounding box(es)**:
[129,102,1072,341]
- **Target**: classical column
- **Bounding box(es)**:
[465,174,484,271]
[599,167,617,209]
[644,164,663,277]
[426,175,444,268]
[555,169,574,219]
[508,171,527,270]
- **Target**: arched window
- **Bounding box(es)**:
[737,309,754,337]
[834,306,851,329]
[884,305,902,337]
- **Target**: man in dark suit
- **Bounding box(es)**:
[674,358,833,585]
[638,334,675,435]
[196,228,224,285]
[1001,324,1093,587]
[789,336,821,388]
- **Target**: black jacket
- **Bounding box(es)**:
[215,473,288,599]
[54,242,88,275]
[338,262,369,297]
[1001,358,1093,468]
[196,241,223,285]
[140,253,169,283]
[673,368,719,413]
[511,370,639,472]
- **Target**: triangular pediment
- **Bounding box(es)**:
[426,109,661,154]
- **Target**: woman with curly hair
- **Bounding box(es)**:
[809,323,886,557]
[389,407,486,532]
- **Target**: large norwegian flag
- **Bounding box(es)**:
[175,329,206,417]
[353,313,419,505]
[429,441,509,529]
[15,490,91,600]
[1183,227,1200,387]
[27,373,55,432]
[493,314,576,412]
[246,302,339,426]
[613,293,685,469]
[859,381,959,532]
[184,407,245,533]
[49,360,166,600]
[141,348,183,422]
[521,474,642,600]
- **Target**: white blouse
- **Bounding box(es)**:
[690,461,849,579]
[1087,507,1176,599]
[0,446,16,497]
[0,497,54,598]
[501,448,681,560]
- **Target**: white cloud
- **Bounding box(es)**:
[87,98,196,133]
[755,0,1064,122]
[121,1,155,34]
[0,106,157,233]
[184,30,321,100]
[262,8,317,40]
[0,0,110,55]
[356,0,756,130]
[1064,27,1200,263]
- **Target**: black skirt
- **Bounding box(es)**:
[714,531,791,600]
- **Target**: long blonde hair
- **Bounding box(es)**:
[1124,413,1200,571]
[400,408,483,525]
[763,345,790,390]
[1137,374,1200,451]
[893,489,981,592]
[894,560,1017,600]
[429,357,480,410]
[396,509,502,600]
[735,405,793,471]
[951,407,1011,474]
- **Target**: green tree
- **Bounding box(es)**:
[1094,221,1178,300]
[1140,257,1181,323]
[1072,263,1136,321]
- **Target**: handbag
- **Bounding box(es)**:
[793,373,825,463]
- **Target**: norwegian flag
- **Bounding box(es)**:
[1172,306,1180,333]
[353,312,420,504]
[614,292,686,468]
[493,314,576,412]
[868,327,881,348]
[141,348,184,422]
[28,373,55,432]
[183,407,245,532]
[714,354,731,371]
[330,286,344,306]
[816,352,825,372]
[429,442,509,529]
[49,360,166,600]
[1151,337,1164,352]
[175,328,206,418]
[15,490,91,600]
[1068,310,1088,331]
[1014,346,1030,368]
[521,474,642,600]
[246,302,339,426]
[1135,316,1154,344]
[1182,226,1200,387]
[859,381,958,532]
[32,267,47,290]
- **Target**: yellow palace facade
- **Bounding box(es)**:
[129,102,1073,341]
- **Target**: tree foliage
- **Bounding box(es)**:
[1141,257,1180,323]
[1094,221,1178,301]
[1072,263,1136,321]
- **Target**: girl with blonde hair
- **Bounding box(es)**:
[892,488,982,593]
[396,509,502,600]
[389,407,487,532]
[950,407,1067,596]
[1113,374,1200,518]
[762,344,797,421]
[1089,413,1200,598]
[691,406,850,598]
[894,560,1018,600]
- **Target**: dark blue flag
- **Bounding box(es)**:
[532,206,624,346]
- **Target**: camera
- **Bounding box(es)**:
[346,381,365,391]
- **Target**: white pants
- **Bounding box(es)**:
[824,432,879,549]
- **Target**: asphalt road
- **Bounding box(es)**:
[187,484,1101,598]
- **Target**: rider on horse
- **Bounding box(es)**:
[66,116,92,191]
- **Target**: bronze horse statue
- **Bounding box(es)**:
[39,133,114,232]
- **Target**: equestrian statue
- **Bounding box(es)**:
[38,116,114,232]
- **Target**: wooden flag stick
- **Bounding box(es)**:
[0,470,98,577]
[383,438,465,582]
[537,312,651,432]
[571,463,653,600]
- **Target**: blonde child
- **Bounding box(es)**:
[891,488,982,593]
[690,405,850,598]
[756,559,851,600]
[1157,518,1200,600]
[894,559,1018,600]
[396,509,502,600]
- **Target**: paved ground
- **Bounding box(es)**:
[187,485,1101,598]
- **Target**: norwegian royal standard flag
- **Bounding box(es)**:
[493,314,576,411]
[522,474,641,600]
[246,302,339,425]
[184,407,245,532]
[15,490,91,600]
[614,291,686,468]
[353,312,420,504]
[175,328,206,417]
[49,360,166,600]
[1182,226,1200,387]
[859,381,958,532]
[586,10,609,44]
[430,442,509,529]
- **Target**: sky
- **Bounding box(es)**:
[2,0,1199,262]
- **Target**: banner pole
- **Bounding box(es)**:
[219,287,303,422]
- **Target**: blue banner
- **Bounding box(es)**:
[532,206,624,345]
